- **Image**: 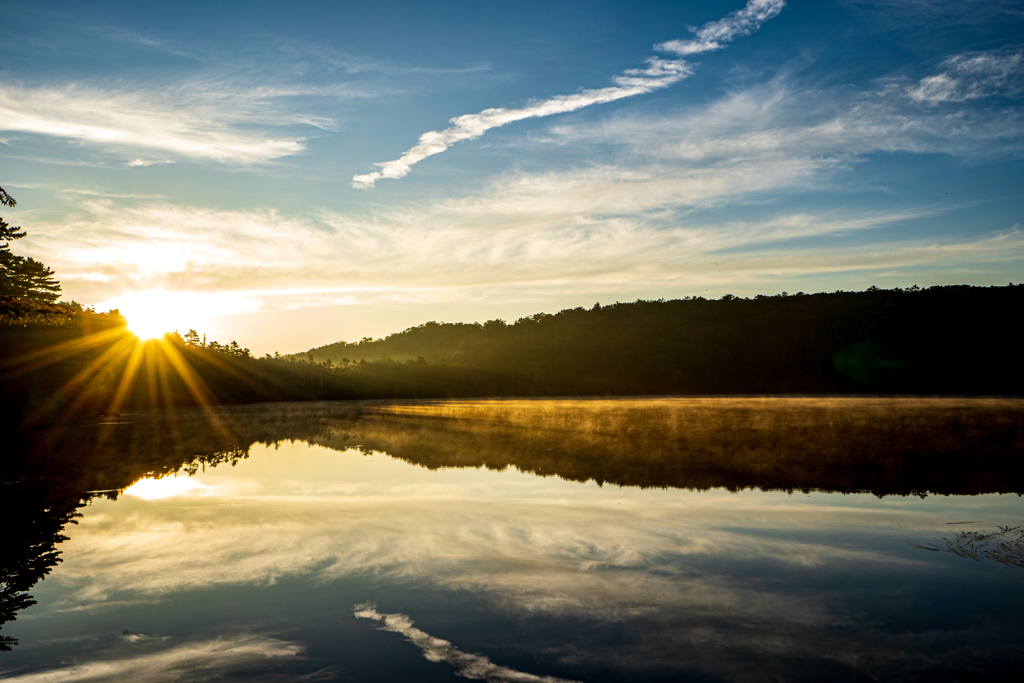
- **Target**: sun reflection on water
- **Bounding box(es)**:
[123,475,206,500]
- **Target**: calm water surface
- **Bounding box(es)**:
[2,399,1023,682]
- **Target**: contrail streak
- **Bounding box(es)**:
[352,0,786,188]
[656,0,785,56]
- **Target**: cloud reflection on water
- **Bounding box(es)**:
[47,443,929,612]
[0,633,304,682]
[19,438,1024,680]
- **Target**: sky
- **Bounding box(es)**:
[2,0,1023,354]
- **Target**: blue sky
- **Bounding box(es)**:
[2,0,1022,352]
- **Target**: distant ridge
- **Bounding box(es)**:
[294,285,1024,396]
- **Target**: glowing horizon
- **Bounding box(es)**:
[99,290,261,343]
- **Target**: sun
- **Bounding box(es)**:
[98,289,260,342]
[110,291,182,340]
[15,289,250,425]
[127,310,171,340]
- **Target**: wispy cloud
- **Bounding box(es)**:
[24,184,943,309]
[0,79,341,164]
[352,0,786,188]
[550,61,1024,161]
[905,47,1024,105]
[354,605,579,683]
[277,42,493,77]
[126,158,175,167]
[22,176,1014,319]
[82,25,204,60]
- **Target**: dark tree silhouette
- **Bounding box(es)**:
[0,186,61,303]
[0,256,61,302]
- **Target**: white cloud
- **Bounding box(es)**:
[906,48,1024,105]
[48,441,938,612]
[126,158,174,167]
[21,170,1016,317]
[20,189,925,309]
[549,68,1024,161]
[352,1,786,188]
[656,0,786,56]
[0,79,338,164]
[355,606,579,683]
[28,201,333,289]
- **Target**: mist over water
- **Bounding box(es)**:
[2,399,1023,681]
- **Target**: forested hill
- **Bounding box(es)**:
[299,285,1024,395]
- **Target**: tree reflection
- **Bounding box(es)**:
[0,482,79,651]
[1,414,253,649]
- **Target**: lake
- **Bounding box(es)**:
[2,398,1023,682]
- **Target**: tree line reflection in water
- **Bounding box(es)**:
[3,397,1022,650]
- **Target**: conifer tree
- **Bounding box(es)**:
[0,186,62,303]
